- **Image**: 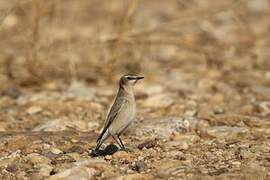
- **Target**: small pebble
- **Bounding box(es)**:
[51,148,62,155]
[105,155,112,161]
[138,139,157,150]
[133,160,148,172]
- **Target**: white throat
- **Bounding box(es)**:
[123,85,134,95]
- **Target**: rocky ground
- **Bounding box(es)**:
[0,0,270,179]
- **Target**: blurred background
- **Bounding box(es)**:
[1,0,269,84]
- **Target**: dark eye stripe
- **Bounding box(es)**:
[127,76,136,80]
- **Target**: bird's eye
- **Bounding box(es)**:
[126,76,132,80]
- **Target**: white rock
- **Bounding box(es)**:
[26,106,42,115]
[132,117,198,139]
[2,14,17,28]
[47,166,96,180]
[47,159,105,180]
[50,148,62,155]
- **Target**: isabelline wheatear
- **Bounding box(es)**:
[94,74,144,152]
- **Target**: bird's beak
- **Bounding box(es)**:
[134,76,144,83]
[135,76,144,80]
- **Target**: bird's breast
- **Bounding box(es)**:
[123,98,136,121]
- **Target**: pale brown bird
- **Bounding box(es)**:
[94,74,144,152]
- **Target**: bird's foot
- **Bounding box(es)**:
[89,144,119,157]
[89,149,102,157]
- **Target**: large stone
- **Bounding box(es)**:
[48,159,107,180]
[26,153,53,177]
[27,153,51,165]
[119,174,154,180]
[132,117,199,139]
[47,166,96,180]
[153,160,186,179]
[137,139,157,150]
[113,151,133,163]
[205,126,249,140]
[170,133,200,143]
[132,160,148,172]
[165,141,189,150]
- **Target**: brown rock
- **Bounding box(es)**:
[65,146,86,154]
[48,166,96,180]
[153,160,182,178]
[165,141,189,150]
[241,104,255,115]
[205,126,249,140]
[209,94,224,104]
[105,155,112,161]
[51,155,76,165]
[26,153,53,177]
[138,139,157,150]
[6,164,18,173]
[112,151,133,163]
[132,160,148,172]
[170,133,200,143]
[120,174,154,180]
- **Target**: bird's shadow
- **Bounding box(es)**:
[89,144,119,157]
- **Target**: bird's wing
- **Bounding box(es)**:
[96,97,127,142]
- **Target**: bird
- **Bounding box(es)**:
[93,74,144,152]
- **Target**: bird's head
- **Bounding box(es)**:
[119,74,144,88]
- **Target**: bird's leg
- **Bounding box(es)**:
[117,135,126,149]
[112,135,123,149]
[118,135,133,152]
